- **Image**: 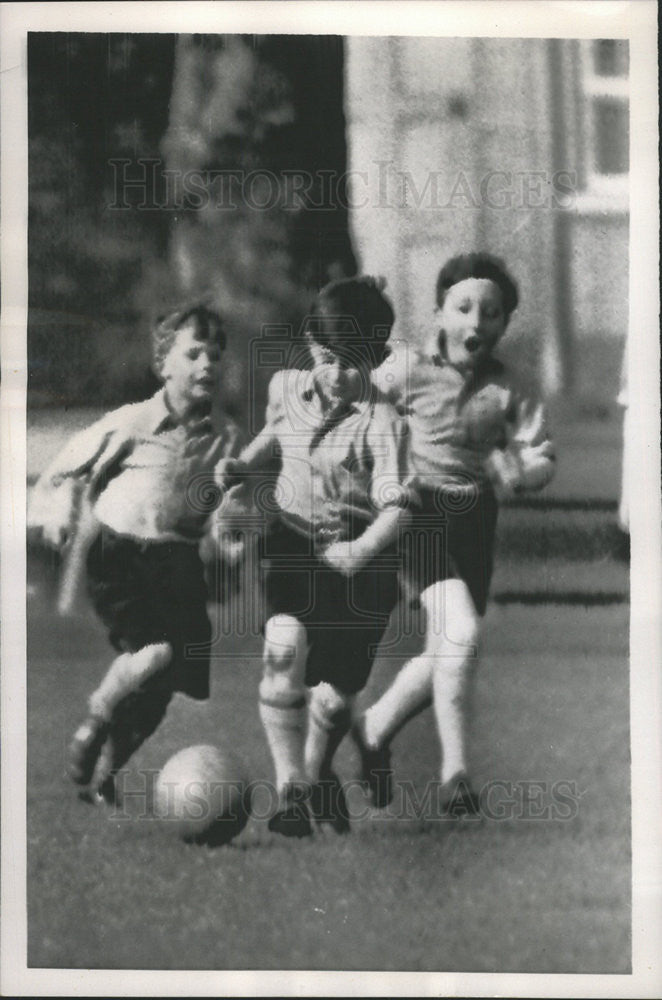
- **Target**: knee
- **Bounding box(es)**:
[421,580,480,656]
[121,642,173,688]
[263,615,307,674]
[260,615,307,703]
[309,682,353,732]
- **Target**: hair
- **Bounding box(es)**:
[306,276,395,370]
[435,253,519,318]
[151,303,226,377]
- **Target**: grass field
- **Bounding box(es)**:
[25,409,630,973]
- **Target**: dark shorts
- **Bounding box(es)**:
[86,528,212,700]
[402,485,498,616]
[262,523,400,695]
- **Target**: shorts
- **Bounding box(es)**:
[262,522,400,695]
[86,527,212,699]
[402,485,498,616]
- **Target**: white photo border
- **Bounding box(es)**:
[2,2,659,996]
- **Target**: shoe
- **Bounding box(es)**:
[439,772,481,818]
[77,777,119,808]
[268,781,312,838]
[353,724,393,809]
[309,771,350,835]
[67,715,109,786]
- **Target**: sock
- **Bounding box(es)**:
[305,686,353,783]
[88,644,171,721]
[361,654,433,750]
[259,695,308,792]
[432,656,471,786]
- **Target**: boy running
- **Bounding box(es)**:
[29,304,242,804]
[223,277,411,835]
[356,253,556,814]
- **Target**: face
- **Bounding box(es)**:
[160,321,223,406]
[436,277,507,371]
[307,339,363,407]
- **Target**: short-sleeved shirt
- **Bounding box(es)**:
[373,341,554,494]
[262,369,410,540]
[31,389,243,544]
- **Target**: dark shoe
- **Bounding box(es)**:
[268,781,312,838]
[67,715,109,786]
[77,776,119,808]
[353,724,393,808]
[439,772,481,818]
[310,771,350,835]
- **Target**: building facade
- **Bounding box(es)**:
[345,37,629,401]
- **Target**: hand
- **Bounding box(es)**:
[322,539,368,577]
[485,447,522,498]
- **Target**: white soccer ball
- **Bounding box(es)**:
[154,744,251,844]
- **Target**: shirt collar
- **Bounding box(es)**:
[301,369,373,420]
[150,388,215,433]
[430,351,504,381]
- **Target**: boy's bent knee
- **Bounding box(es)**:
[260,615,307,706]
[130,642,173,685]
[420,580,480,652]
[263,615,307,673]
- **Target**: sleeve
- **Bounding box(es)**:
[265,368,288,424]
[500,385,556,492]
[371,339,407,405]
[366,403,413,512]
[27,408,124,539]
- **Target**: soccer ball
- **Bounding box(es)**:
[154,744,251,844]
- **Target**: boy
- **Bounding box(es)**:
[356,253,555,814]
[29,304,242,804]
[223,277,411,835]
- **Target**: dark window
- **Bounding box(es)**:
[592,39,629,77]
[593,97,629,174]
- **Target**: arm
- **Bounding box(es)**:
[209,379,283,572]
[487,388,555,495]
[323,505,409,576]
[214,371,287,488]
[323,404,412,576]
[28,410,124,547]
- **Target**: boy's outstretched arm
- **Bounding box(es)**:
[487,392,556,495]
[213,368,290,489]
[28,411,125,548]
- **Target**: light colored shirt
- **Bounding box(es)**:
[251,369,410,540]
[30,389,243,543]
[373,340,555,494]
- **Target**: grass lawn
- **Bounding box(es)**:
[27,570,629,972]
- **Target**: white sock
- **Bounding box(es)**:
[433,656,472,785]
[305,686,353,783]
[362,654,433,750]
[259,696,308,792]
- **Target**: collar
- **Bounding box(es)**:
[149,388,214,433]
[430,352,504,380]
[301,369,367,420]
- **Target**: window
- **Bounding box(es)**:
[580,39,629,208]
